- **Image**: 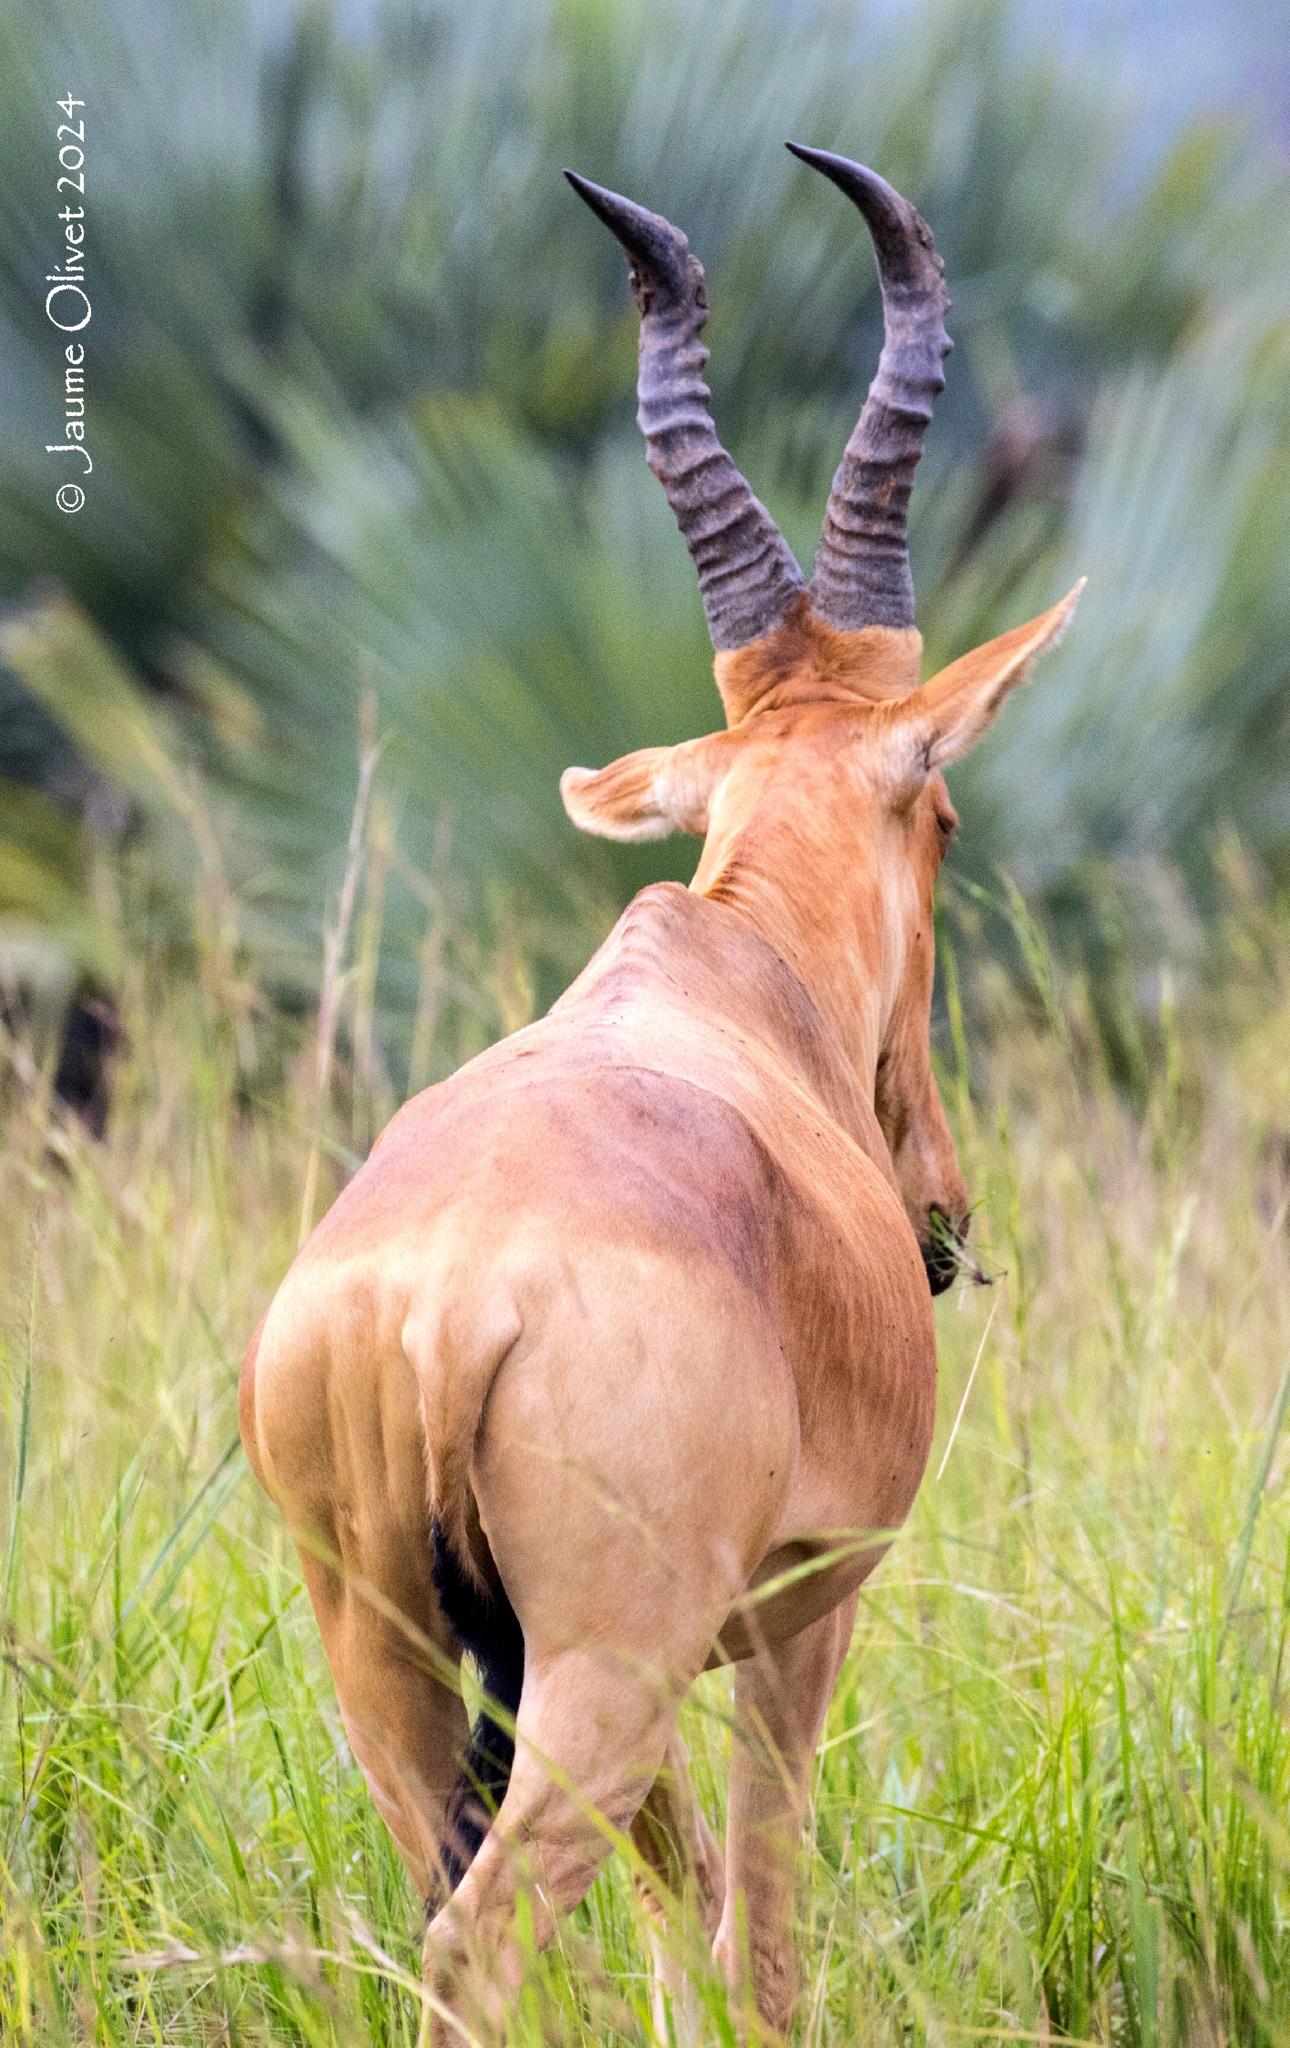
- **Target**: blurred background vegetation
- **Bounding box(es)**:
[1,0,1288,1107]
[3,9,1289,2039]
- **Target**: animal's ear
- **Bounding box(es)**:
[560,733,730,841]
[897,580,1085,773]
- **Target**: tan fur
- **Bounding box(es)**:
[713,592,924,721]
[240,585,1081,2042]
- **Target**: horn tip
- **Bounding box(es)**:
[785,141,892,202]
[563,167,611,211]
[562,171,692,299]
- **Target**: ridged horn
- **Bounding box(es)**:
[564,169,805,653]
[787,145,952,633]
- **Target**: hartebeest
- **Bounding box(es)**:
[239,146,1082,2042]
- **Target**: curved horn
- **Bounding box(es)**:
[787,145,952,633]
[565,170,804,653]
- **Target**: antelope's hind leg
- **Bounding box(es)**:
[420,1645,687,2045]
[240,1312,471,1905]
[418,1291,782,2040]
[415,1243,794,2040]
[295,1539,471,1908]
[716,1594,859,2041]
[631,1733,726,2047]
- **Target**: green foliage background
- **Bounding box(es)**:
[1,0,1289,1058]
[2,8,1289,2042]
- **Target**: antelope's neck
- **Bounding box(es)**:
[687,814,901,1151]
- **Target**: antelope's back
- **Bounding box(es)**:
[243,882,935,1570]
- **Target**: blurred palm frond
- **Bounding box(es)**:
[1,0,1288,1055]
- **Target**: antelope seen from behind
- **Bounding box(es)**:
[239,143,1083,2042]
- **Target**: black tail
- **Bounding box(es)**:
[429,1518,525,1897]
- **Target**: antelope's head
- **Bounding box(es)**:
[562,149,1083,1294]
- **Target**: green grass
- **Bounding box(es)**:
[1,887,1288,2045]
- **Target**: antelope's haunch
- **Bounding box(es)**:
[239,150,1084,2044]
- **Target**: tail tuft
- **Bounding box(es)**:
[430,1517,525,1897]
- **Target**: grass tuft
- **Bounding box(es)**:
[1,886,1288,2043]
